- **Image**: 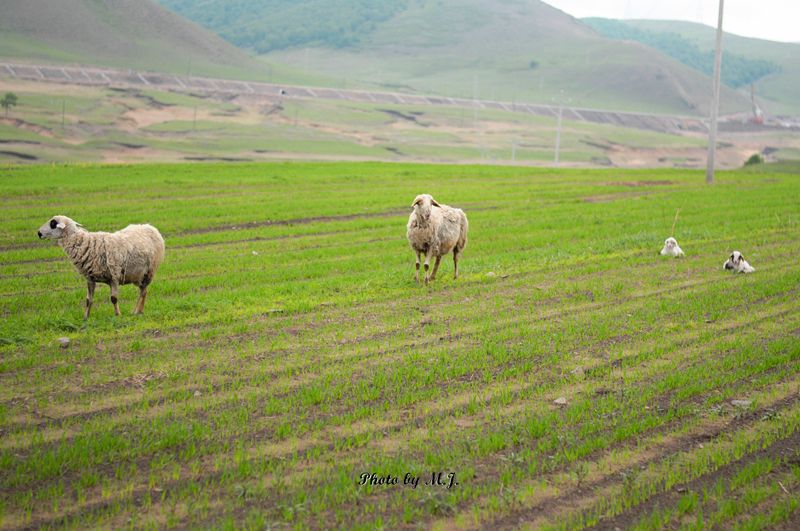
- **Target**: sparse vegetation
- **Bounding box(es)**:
[1,161,799,528]
[745,153,765,166]
[1,82,734,166]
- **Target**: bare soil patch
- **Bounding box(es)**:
[0,117,54,137]
[0,150,37,161]
[607,180,676,187]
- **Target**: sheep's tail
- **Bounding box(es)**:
[141,225,166,275]
[151,227,166,271]
[456,210,468,252]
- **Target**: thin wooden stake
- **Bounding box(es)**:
[671,209,681,237]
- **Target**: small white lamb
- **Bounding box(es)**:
[406,194,468,284]
[723,251,755,274]
[660,237,685,257]
[37,215,165,317]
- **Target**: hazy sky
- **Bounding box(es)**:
[545,0,800,43]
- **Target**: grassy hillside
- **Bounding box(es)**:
[0,0,274,81]
[584,18,780,89]
[159,0,751,115]
[159,0,407,52]
[612,20,800,116]
[1,162,800,527]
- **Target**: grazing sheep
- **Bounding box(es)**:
[660,237,685,257]
[406,194,468,284]
[37,215,165,317]
[723,251,755,274]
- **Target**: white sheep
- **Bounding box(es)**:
[660,237,685,257]
[723,251,755,274]
[406,194,468,284]
[37,215,165,317]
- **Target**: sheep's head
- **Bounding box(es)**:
[411,194,440,221]
[37,215,77,240]
[660,236,678,255]
[724,251,744,270]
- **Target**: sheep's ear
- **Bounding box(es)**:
[56,222,66,229]
[430,198,441,207]
[411,197,421,207]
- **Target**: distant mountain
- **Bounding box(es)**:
[583,18,780,89]
[599,19,800,115]
[0,0,268,80]
[159,0,751,115]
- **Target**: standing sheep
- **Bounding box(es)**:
[37,215,165,318]
[406,194,468,284]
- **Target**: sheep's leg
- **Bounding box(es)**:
[423,249,433,284]
[414,252,421,283]
[430,255,442,281]
[109,281,121,316]
[134,275,151,315]
[134,286,148,314]
[84,280,96,319]
[453,248,460,279]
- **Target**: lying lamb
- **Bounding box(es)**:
[406,194,468,284]
[660,237,685,257]
[723,251,755,274]
[37,215,165,317]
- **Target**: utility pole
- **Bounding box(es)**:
[554,103,563,164]
[554,89,566,164]
[472,74,479,128]
[706,0,725,184]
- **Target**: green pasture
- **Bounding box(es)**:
[0,162,799,528]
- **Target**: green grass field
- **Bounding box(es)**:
[1,162,799,529]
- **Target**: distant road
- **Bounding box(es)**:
[0,61,709,133]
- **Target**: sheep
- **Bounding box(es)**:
[406,194,468,284]
[723,251,755,274]
[37,215,165,318]
[660,237,685,257]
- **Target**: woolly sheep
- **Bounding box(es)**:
[660,237,685,257]
[37,215,165,317]
[723,251,755,274]
[406,194,468,284]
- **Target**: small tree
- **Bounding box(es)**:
[744,153,764,166]
[1,92,18,118]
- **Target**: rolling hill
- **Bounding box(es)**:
[0,0,274,81]
[159,0,752,115]
[587,19,800,116]
[157,0,406,53]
